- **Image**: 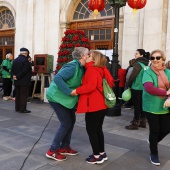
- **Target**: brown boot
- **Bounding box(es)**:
[139,118,147,128]
[125,119,140,130]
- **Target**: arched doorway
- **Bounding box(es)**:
[69,0,114,50]
[0,6,15,64]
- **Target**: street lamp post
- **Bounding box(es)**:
[107,0,126,116]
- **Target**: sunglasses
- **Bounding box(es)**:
[150,56,162,60]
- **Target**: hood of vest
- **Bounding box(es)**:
[135,57,149,66]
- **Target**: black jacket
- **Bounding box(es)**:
[128,57,149,88]
[11,55,32,86]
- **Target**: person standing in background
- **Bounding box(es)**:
[11,47,32,113]
[118,64,126,104]
[105,56,111,73]
[125,49,150,130]
[165,60,170,69]
[124,59,136,109]
[1,53,13,101]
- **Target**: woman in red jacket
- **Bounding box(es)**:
[71,51,114,164]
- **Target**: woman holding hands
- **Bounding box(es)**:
[142,49,170,166]
[71,51,114,164]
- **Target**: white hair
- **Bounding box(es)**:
[6,53,12,59]
[72,47,89,60]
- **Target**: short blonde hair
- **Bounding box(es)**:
[150,49,166,61]
[90,50,106,67]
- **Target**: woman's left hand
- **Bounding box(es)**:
[163,98,170,108]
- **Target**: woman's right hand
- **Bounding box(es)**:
[163,98,170,108]
[70,89,78,96]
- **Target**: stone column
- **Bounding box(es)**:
[161,0,168,52]
[166,1,170,58]
[121,5,141,68]
[33,0,46,54]
[165,0,170,58]
[25,0,34,56]
[45,0,60,70]
[15,0,28,56]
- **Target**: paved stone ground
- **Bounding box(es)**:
[1,92,170,170]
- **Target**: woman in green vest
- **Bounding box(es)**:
[1,53,13,101]
[142,49,170,166]
[125,49,150,130]
[45,47,89,161]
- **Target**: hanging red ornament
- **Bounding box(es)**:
[88,0,105,19]
[127,0,147,14]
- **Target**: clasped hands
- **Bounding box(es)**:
[164,88,170,108]
[13,75,17,80]
[70,89,78,96]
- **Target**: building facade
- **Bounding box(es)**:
[0,0,170,69]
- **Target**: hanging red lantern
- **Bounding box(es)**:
[88,0,105,18]
[127,0,147,14]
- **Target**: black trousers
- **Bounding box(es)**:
[145,111,170,155]
[15,86,29,111]
[85,109,107,155]
[131,89,145,120]
[3,78,12,96]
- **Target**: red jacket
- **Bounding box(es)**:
[76,62,114,113]
[118,68,126,87]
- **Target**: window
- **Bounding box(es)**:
[85,28,111,41]
[73,0,114,20]
[0,36,14,45]
[0,8,15,29]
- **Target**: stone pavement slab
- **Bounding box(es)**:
[0,94,170,170]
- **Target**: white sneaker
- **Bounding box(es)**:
[3,96,9,101]
[8,96,13,100]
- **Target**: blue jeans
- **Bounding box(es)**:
[49,101,76,151]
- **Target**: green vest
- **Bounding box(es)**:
[142,67,170,114]
[1,59,12,78]
[46,60,83,109]
[131,62,146,90]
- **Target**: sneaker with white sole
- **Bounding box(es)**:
[3,96,9,101]
[86,155,104,164]
[59,146,78,155]
[150,154,160,166]
[46,149,67,161]
[8,96,13,100]
[100,153,108,161]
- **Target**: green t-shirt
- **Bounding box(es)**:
[142,67,170,114]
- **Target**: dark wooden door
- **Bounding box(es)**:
[0,46,14,64]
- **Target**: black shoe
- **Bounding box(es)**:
[150,154,160,166]
[20,110,31,113]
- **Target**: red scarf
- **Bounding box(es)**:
[151,65,169,90]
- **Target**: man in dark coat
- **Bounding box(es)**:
[11,47,32,113]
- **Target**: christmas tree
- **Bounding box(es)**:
[56,30,90,72]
